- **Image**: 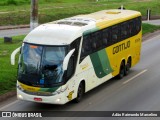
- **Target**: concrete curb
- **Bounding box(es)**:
[0,25,29,30]
[0,91,16,102]
[142,30,160,41]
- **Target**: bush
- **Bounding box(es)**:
[7,0,17,5]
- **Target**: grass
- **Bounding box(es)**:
[1,0,125,6]
[0,35,24,95]
[142,23,160,35]
[0,23,160,95]
[0,0,160,26]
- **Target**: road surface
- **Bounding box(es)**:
[1,34,160,120]
[0,19,159,38]
[143,19,160,25]
[0,28,30,38]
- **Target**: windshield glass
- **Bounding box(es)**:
[18,43,67,87]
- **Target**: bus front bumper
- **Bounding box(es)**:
[17,88,67,105]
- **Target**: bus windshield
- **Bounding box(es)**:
[18,43,68,87]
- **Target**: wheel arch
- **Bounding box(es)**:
[80,80,86,93]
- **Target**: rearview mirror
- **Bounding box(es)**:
[63,49,75,71]
[11,47,21,65]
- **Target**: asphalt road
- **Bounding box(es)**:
[143,19,160,25]
[1,34,160,120]
[0,19,160,38]
[0,28,30,38]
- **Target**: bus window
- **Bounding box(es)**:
[91,31,102,52]
[102,28,110,46]
[135,17,141,34]
[128,20,133,36]
[112,25,120,43]
[81,35,92,61]
[121,22,128,40]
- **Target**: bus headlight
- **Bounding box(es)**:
[56,98,61,102]
[17,94,23,99]
[52,86,67,95]
[17,84,24,91]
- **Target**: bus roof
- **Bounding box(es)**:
[77,9,141,21]
[24,9,141,45]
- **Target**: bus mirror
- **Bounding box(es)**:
[11,47,21,65]
[63,49,75,71]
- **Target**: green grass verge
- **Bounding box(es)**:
[0,23,160,95]
[0,35,24,95]
[142,23,160,35]
[0,0,129,6]
[0,0,160,26]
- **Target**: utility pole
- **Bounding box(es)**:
[147,9,151,21]
[30,0,38,31]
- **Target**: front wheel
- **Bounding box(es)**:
[75,82,85,103]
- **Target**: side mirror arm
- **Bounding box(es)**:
[11,47,21,65]
[63,49,75,71]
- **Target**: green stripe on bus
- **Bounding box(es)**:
[40,86,59,92]
[83,28,99,36]
[90,49,113,78]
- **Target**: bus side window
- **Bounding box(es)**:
[112,25,120,43]
[102,28,110,47]
[128,20,135,37]
[135,17,141,34]
[80,35,92,62]
[91,33,97,51]
[91,31,102,52]
[82,35,91,55]
[121,22,128,40]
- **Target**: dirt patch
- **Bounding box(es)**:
[0,91,16,102]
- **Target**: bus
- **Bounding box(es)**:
[11,9,142,104]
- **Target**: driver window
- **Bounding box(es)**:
[66,37,81,80]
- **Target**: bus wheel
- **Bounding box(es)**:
[118,61,125,79]
[125,58,131,76]
[124,63,130,75]
[75,82,85,103]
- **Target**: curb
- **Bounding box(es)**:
[0,91,16,102]
[142,30,160,41]
[0,25,29,30]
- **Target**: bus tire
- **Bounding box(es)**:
[118,61,125,79]
[125,58,131,75]
[124,63,130,76]
[75,82,85,103]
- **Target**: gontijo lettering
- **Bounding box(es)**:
[113,41,130,54]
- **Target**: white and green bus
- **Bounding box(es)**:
[11,9,142,104]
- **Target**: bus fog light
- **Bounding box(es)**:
[18,94,23,99]
[56,98,61,102]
